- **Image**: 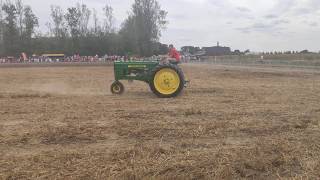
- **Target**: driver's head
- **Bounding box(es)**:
[169,44,174,49]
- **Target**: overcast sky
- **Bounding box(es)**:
[24,0,320,52]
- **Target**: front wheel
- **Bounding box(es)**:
[111,81,124,95]
[149,64,185,98]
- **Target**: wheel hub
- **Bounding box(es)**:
[113,86,120,92]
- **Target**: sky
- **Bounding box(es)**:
[22,0,320,52]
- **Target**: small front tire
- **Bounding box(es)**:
[111,81,124,95]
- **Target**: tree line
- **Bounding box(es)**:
[0,0,169,57]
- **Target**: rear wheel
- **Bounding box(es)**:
[111,81,124,95]
[149,64,185,98]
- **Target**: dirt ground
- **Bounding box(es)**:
[0,64,320,179]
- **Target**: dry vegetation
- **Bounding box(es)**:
[0,64,320,179]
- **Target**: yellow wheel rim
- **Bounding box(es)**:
[154,68,180,95]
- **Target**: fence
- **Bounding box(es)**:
[198,54,320,69]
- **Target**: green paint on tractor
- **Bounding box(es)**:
[114,61,159,83]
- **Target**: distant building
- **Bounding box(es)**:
[181,46,201,55]
[202,42,231,56]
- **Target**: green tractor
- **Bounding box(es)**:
[110,60,187,98]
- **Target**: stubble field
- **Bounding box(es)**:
[0,64,320,179]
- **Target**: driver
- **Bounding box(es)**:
[168,44,181,63]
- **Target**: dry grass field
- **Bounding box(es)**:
[1,64,320,179]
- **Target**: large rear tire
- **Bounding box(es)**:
[149,64,185,98]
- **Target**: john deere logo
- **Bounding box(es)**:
[128,65,147,68]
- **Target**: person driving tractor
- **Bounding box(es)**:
[168,44,181,63]
[159,44,181,64]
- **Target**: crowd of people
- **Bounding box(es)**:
[0,55,192,64]
[0,54,145,64]
[0,45,193,64]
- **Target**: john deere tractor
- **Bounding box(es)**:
[110,60,187,98]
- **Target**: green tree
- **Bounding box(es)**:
[50,5,67,38]
[78,3,91,36]
[2,1,19,56]
[65,7,81,54]
[0,0,169,57]
[120,0,168,56]
[92,8,101,34]
[119,16,138,54]
[103,4,114,34]
[22,5,38,54]
[0,0,4,56]
[15,0,23,37]
[47,5,68,54]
